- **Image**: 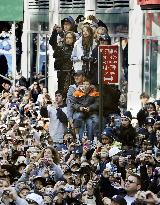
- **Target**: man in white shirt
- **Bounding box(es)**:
[41,90,68,150]
[124,174,141,205]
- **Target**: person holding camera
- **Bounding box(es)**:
[53,31,76,94]
[49,16,76,50]
[81,180,97,205]
[98,169,141,205]
[116,111,136,151]
[72,78,99,142]
[66,70,86,132]
[40,90,68,150]
[71,25,96,73]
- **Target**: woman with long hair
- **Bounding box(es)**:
[71,25,96,73]
[19,146,63,183]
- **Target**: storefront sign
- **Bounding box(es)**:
[98,45,119,84]
[137,0,160,5]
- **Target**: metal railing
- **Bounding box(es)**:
[28,0,49,10]
[60,0,85,9]
[97,0,129,8]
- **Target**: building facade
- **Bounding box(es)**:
[20,0,160,113]
[127,0,160,116]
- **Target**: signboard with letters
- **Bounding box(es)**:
[98,45,119,85]
[137,0,160,5]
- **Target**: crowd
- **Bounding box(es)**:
[0,14,160,205]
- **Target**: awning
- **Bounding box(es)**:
[0,0,23,22]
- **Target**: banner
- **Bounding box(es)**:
[98,45,119,84]
[137,0,160,5]
[0,0,23,21]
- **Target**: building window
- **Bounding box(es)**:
[143,11,160,98]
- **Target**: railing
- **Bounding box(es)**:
[97,0,129,9]
[28,0,49,10]
[60,0,85,9]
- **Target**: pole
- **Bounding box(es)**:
[12,22,16,87]
[98,47,103,135]
[45,34,48,87]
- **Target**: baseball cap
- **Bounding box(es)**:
[112,195,127,205]
[33,176,46,186]
[109,147,122,157]
[26,193,44,205]
[73,70,85,76]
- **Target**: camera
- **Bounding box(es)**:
[92,181,97,188]
[2,190,10,195]
[49,170,55,176]
[116,173,121,178]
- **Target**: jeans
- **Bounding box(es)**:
[73,112,99,141]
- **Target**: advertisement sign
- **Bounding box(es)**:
[98,45,119,84]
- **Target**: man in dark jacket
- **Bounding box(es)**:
[49,16,76,50]
[98,171,141,204]
[53,31,76,93]
[72,79,99,141]
[116,111,136,150]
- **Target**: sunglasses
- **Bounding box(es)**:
[26,199,38,204]
[125,179,136,184]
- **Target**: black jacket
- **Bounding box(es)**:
[53,44,73,71]
[117,124,136,147]
[98,175,126,198]
[103,85,121,116]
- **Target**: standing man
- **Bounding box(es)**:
[41,90,68,150]
[137,92,150,127]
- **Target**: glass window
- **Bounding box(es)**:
[30,14,49,31]
[143,11,160,98]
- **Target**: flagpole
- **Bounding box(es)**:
[12,21,16,87]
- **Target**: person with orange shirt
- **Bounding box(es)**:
[72,79,99,141]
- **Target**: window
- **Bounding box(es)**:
[143,11,160,98]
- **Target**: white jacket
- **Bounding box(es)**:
[71,36,97,71]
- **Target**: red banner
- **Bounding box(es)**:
[137,0,160,5]
[99,45,119,84]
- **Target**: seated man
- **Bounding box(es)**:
[72,79,99,141]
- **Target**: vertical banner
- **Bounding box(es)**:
[98,45,119,85]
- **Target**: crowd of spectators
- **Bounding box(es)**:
[0,15,160,205]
